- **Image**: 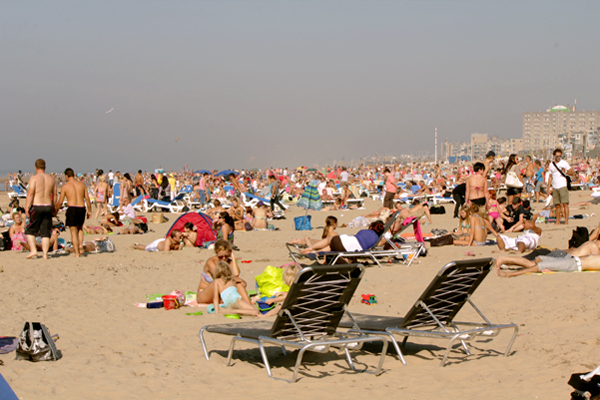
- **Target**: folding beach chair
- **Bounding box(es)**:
[143,193,186,213]
[199,263,388,383]
[8,185,27,199]
[241,192,271,208]
[107,183,121,213]
[338,258,518,367]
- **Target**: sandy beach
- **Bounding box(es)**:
[1,190,600,399]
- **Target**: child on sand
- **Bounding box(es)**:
[262,263,302,317]
[213,261,260,316]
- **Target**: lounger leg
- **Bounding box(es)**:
[504,325,519,357]
[342,347,359,371]
[292,346,310,383]
[199,327,210,360]
[374,338,389,375]
[226,337,238,366]
[386,333,407,365]
[441,334,464,367]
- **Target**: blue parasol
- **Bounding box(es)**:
[215,170,239,177]
[193,170,211,174]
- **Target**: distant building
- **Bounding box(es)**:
[522,103,600,158]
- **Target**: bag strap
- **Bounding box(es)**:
[552,161,570,180]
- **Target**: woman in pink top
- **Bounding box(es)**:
[383,168,397,209]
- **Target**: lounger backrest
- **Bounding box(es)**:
[270,264,365,340]
[400,258,493,329]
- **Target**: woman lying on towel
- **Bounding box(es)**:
[300,220,385,254]
[196,239,251,304]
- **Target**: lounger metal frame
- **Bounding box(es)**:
[340,258,518,366]
[286,212,424,268]
[199,264,388,383]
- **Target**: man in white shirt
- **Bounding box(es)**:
[547,148,575,225]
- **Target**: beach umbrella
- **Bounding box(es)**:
[193,170,211,175]
[296,179,323,211]
[215,170,239,177]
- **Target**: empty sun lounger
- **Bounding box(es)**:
[143,193,186,213]
[8,185,27,199]
[338,257,518,367]
[199,263,388,382]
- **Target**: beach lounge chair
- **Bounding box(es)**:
[107,183,121,213]
[241,192,270,208]
[143,193,186,213]
[8,185,27,199]
[199,263,388,382]
[338,258,518,367]
[286,212,423,267]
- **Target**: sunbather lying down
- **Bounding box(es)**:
[300,220,385,254]
[496,253,600,277]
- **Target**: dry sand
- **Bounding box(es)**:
[1,191,600,399]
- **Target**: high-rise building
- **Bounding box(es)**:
[522,103,600,157]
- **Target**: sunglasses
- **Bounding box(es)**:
[217,255,231,260]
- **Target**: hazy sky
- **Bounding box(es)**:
[2,1,599,173]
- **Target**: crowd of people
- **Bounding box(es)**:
[3,149,600,312]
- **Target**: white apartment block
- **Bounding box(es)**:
[522,103,600,156]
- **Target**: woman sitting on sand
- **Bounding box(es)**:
[252,202,272,230]
[214,212,235,244]
[227,197,246,231]
[196,240,250,304]
[206,199,225,220]
[288,216,339,249]
[454,204,497,246]
[182,222,197,247]
[101,212,121,228]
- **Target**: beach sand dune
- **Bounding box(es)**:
[1,192,599,398]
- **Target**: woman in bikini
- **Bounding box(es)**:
[252,202,271,230]
[9,212,27,251]
[454,204,497,246]
[487,190,505,232]
[466,162,489,207]
[195,239,250,304]
[94,175,109,220]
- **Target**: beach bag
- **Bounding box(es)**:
[0,231,11,251]
[15,322,61,362]
[135,222,149,233]
[152,213,167,224]
[568,369,600,398]
[568,227,589,249]
[294,215,311,231]
[94,237,116,253]
[505,171,523,188]
[429,234,454,247]
[429,205,446,214]
[254,266,290,298]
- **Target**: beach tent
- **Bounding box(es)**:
[165,212,216,247]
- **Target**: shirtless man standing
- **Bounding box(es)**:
[134,170,146,196]
[56,168,92,257]
[25,159,57,259]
